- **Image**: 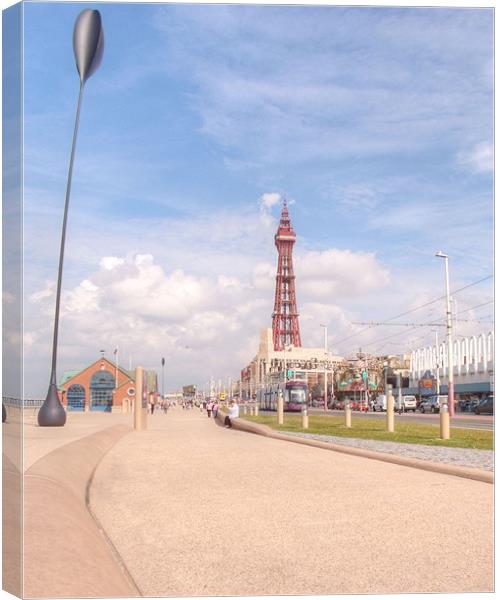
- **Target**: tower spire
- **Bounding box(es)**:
[271,200,302,351]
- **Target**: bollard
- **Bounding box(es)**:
[277,392,284,425]
[254,403,259,416]
[440,404,450,440]
[302,405,309,429]
[345,403,352,428]
[250,405,255,416]
[134,367,143,431]
[386,389,394,433]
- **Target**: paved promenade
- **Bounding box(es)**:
[90,408,493,596]
[3,410,132,471]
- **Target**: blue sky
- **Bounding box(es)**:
[16,2,494,395]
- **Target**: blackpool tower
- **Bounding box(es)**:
[272,201,302,351]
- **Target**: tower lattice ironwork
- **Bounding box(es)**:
[272,201,302,351]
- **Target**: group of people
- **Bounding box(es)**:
[147,395,240,429]
[202,399,219,418]
[199,399,240,427]
[149,398,170,414]
[181,399,196,410]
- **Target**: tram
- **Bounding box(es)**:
[257,379,308,412]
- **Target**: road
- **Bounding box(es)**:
[302,409,494,430]
[90,408,493,596]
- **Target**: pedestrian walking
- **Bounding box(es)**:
[212,401,219,419]
[207,401,213,418]
[150,399,155,415]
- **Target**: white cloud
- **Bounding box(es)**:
[295,249,391,299]
[29,280,55,304]
[100,256,125,270]
[260,192,281,209]
[251,261,275,290]
[259,191,281,226]
[457,142,493,173]
[24,241,392,393]
[21,197,491,396]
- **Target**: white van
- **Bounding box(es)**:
[374,394,387,411]
[395,395,417,412]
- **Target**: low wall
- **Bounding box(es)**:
[217,413,493,484]
[23,424,140,598]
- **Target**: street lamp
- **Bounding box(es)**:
[38,10,104,427]
[435,251,455,417]
[161,357,165,399]
[320,324,328,412]
[433,330,441,396]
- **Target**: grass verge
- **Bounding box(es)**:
[238,414,493,450]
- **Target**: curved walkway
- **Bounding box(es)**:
[90,408,493,596]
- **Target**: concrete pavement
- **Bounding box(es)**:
[90,408,493,596]
[3,409,132,471]
[23,425,137,598]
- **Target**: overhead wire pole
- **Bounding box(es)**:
[335,274,493,350]
[436,251,455,417]
[320,324,328,411]
[343,301,494,357]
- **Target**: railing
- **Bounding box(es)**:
[3,397,44,408]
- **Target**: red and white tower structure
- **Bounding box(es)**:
[272,201,302,351]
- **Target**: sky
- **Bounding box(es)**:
[11,2,494,396]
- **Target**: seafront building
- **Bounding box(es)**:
[240,327,344,400]
[408,332,494,399]
[58,356,158,412]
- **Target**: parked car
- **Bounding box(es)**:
[395,395,417,412]
[474,396,494,415]
[419,395,448,414]
[332,400,345,410]
[463,398,481,413]
[419,398,434,413]
[351,401,369,412]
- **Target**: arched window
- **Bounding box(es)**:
[67,384,85,411]
[90,370,115,412]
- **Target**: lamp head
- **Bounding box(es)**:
[435,250,448,259]
[73,9,104,85]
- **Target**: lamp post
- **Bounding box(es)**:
[161,357,165,399]
[320,324,328,411]
[436,251,455,417]
[434,331,441,396]
[38,10,104,427]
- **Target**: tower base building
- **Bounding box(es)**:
[241,328,344,400]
